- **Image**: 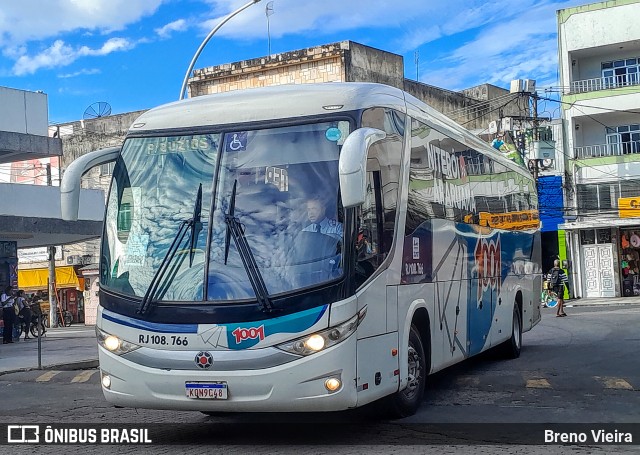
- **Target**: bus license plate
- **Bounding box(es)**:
[185,382,228,399]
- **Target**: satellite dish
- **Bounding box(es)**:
[83,102,112,119]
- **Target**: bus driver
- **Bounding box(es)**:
[302,194,342,240]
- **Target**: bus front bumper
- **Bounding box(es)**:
[98,336,358,412]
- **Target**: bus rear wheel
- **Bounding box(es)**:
[500,304,522,359]
[385,324,426,418]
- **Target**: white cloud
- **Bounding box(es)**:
[12,37,134,75]
[58,68,101,78]
[155,19,187,39]
[193,0,582,92]
[197,0,448,40]
[417,1,583,91]
[0,0,164,46]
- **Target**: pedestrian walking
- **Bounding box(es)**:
[15,290,32,340]
[547,259,570,317]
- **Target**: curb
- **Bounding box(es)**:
[564,301,640,307]
[0,359,99,376]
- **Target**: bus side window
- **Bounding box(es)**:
[356,171,381,286]
[356,107,403,287]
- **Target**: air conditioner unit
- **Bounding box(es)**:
[66,255,80,265]
[510,79,524,93]
[524,79,536,94]
[528,140,556,160]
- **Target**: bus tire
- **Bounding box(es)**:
[500,304,522,359]
[386,324,426,418]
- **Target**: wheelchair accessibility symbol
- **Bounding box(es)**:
[226,132,247,152]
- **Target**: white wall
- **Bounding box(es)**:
[0,183,104,220]
[0,86,48,136]
[561,3,640,52]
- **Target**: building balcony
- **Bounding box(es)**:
[571,75,640,94]
[575,141,640,159]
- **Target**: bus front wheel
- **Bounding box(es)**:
[385,324,426,418]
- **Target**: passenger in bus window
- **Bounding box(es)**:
[302,194,342,240]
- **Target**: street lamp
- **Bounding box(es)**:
[179,0,262,100]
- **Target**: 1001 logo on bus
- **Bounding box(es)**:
[474,237,501,301]
[231,325,265,344]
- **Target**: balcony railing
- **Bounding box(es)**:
[575,141,640,158]
[571,75,639,94]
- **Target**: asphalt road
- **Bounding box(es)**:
[0,304,639,454]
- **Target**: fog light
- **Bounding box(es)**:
[104,336,120,351]
[325,378,341,392]
[102,374,111,389]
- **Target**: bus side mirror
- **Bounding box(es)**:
[60,147,121,221]
[339,128,386,208]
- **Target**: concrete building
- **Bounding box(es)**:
[532,120,568,277]
[0,86,104,330]
[558,0,640,298]
[188,41,528,131]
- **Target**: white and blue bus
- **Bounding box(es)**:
[61,83,542,417]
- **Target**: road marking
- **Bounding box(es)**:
[594,376,634,390]
[71,370,97,383]
[526,378,552,389]
[36,371,61,382]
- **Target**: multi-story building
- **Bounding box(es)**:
[0,86,103,328]
[558,0,640,298]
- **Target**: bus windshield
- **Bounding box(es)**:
[101,120,350,303]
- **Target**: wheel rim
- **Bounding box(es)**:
[403,345,422,400]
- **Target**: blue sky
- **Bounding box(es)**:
[0,0,585,124]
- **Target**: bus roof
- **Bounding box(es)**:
[128,81,534,183]
[129,82,406,132]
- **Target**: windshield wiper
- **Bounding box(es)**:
[189,183,203,267]
[138,184,203,316]
[224,180,276,313]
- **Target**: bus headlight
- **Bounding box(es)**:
[96,327,141,356]
[275,307,366,356]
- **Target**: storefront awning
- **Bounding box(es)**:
[18,266,81,291]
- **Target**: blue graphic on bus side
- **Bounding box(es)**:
[403,221,535,357]
[456,224,535,356]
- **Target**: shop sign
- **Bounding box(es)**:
[618,197,640,218]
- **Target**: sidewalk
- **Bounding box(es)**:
[0,325,98,375]
[566,295,640,306]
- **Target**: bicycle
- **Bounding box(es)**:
[14,313,46,339]
[541,281,558,308]
[42,310,73,328]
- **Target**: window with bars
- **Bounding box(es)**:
[576,180,640,214]
[602,58,640,88]
[606,124,640,155]
[100,161,115,176]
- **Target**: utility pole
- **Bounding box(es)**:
[415,50,419,80]
[532,93,539,183]
[46,163,57,328]
[266,1,274,57]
